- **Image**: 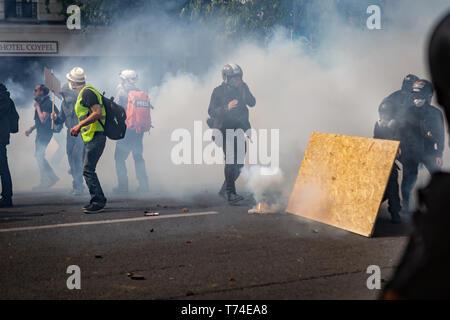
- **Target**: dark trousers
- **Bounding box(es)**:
[35,131,57,184]
[83,133,107,206]
[220,130,247,195]
[114,130,149,190]
[382,163,401,216]
[401,155,440,210]
[0,144,12,199]
[66,130,84,191]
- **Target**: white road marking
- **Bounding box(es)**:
[0,211,219,233]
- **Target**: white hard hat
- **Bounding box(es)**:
[66,67,86,83]
[119,69,138,82]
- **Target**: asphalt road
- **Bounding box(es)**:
[0,190,412,300]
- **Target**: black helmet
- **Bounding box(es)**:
[401,74,420,92]
[379,99,396,119]
[412,79,434,106]
[222,64,243,84]
[412,79,434,96]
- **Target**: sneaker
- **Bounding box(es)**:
[33,177,60,190]
[45,176,59,189]
[218,189,227,200]
[83,203,105,214]
[0,197,13,208]
[227,193,244,203]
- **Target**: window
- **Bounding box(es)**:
[5,0,38,19]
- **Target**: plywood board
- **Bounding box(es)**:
[286,132,399,237]
[44,67,62,99]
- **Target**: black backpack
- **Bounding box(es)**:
[99,94,127,140]
[9,101,19,134]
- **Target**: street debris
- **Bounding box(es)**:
[131,274,146,280]
[186,240,191,244]
[145,211,159,216]
[95,254,103,259]
[248,202,274,214]
[182,208,189,213]
[150,228,154,233]
[313,229,319,234]
[229,277,236,282]
[186,290,194,296]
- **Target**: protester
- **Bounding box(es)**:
[51,83,85,195]
[0,83,17,208]
[25,84,59,190]
[113,70,151,194]
[67,67,107,213]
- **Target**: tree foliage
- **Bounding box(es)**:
[180,0,294,40]
[57,0,186,26]
[53,0,387,42]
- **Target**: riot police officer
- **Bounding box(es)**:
[399,79,444,213]
[207,64,256,203]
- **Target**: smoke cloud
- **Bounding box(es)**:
[2,0,450,207]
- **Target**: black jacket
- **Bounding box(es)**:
[375,89,412,141]
[0,87,15,145]
[208,82,256,132]
[398,103,445,160]
[421,103,445,158]
[34,94,53,134]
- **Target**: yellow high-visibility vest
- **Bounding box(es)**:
[75,84,106,143]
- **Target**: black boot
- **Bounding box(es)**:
[390,211,402,224]
[0,197,13,208]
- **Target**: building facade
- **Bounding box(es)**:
[0,0,110,57]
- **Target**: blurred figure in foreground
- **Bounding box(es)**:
[0,83,18,208]
[382,11,450,300]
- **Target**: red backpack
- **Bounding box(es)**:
[126,90,152,133]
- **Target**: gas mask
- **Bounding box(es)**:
[69,81,83,91]
[413,98,426,107]
[411,80,433,108]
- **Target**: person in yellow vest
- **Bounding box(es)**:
[63,67,107,213]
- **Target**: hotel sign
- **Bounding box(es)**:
[0,41,59,55]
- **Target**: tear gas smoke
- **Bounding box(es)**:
[2,1,450,207]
